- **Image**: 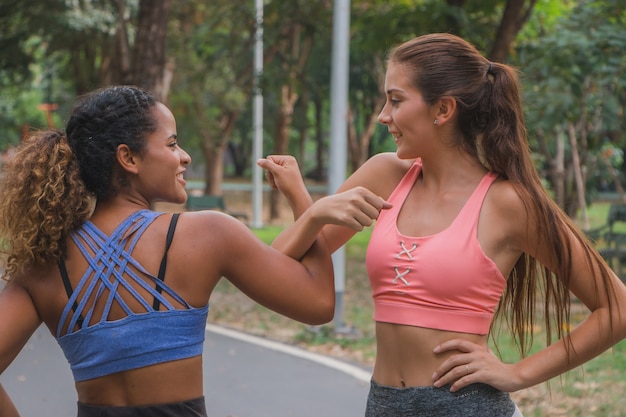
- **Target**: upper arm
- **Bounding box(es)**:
[182,211,334,324]
[0,281,42,374]
[493,182,626,314]
[336,152,410,197]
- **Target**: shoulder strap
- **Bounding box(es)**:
[153,213,180,310]
[384,159,423,209]
[452,172,498,231]
[58,259,84,327]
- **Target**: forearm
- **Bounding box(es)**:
[272,182,318,259]
[272,207,324,260]
[285,188,314,220]
[0,383,20,417]
[514,305,626,389]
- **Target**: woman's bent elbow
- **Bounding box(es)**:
[302,296,335,325]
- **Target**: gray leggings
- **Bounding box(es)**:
[366,379,523,417]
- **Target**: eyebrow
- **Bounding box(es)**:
[386,88,404,95]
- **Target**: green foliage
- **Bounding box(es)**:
[518,0,576,41]
[0,0,67,86]
[516,0,626,202]
[168,0,256,161]
[519,0,626,126]
[2,0,625,198]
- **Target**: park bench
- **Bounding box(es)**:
[585,203,626,279]
[185,194,249,223]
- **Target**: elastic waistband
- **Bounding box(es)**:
[77,396,206,417]
[366,379,516,417]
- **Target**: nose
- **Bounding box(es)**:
[180,147,191,165]
[378,102,391,125]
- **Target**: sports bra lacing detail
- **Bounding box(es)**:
[56,211,184,337]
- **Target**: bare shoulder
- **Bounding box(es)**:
[482,178,534,252]
[10,263,57,295]
[161,210,265,296]
[485,178,527,216]
[175,210,254,250]
[344,153,415,198]
[361,152,413,174]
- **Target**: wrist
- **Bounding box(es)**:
[287,192,314,219]
[509,361,534,392]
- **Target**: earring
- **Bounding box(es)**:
[433,119,439,125]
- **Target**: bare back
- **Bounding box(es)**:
[18,210,214,406]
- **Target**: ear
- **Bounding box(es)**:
[434,96,457,126]
[116,144,140,175]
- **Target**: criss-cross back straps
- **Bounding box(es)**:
[56,211,186,337]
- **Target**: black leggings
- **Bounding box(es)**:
[76,396,206,417]
[366,379,522,417]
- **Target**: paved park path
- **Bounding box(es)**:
[2,323,372,417]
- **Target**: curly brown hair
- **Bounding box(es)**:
[0,131,93,280]
[0,86,158,281]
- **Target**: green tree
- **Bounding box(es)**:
[0,0,173,147]
[518,0,626,222]
[262,0,333,219]
[345,0,539,172]
[168,0,258,195]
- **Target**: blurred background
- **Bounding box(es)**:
[2,2,626,415]
[1,0,625,225]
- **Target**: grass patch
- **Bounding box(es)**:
[250,225,284,244]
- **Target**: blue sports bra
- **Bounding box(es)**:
[55,210,209,382]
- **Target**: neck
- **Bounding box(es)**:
[419,151,487,190]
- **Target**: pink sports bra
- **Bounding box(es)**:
[365,159,506,335]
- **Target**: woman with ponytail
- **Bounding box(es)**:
[0,85,388,416]
[260,33,626,416]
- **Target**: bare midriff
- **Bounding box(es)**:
[75,356,203,406]
[372,322,488,387]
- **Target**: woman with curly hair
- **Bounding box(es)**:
[259,33,626,416]
[0,85,388,417]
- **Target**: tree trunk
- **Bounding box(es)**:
[567,123,589,229]
[347,55,386,172]
[554,132,565,208]
[311,95,325,181]
[111,0,132,85]
[296,86,309,164]
[347,94,386,172]
[270,88,294,219]
[132,0,171,101]
[268,24,314,220]
[203,141,227,196]
[489,0,537,62]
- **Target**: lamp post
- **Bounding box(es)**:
[251,0,264,228]
[328,0,351,332]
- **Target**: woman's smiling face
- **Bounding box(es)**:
[378,62,438,160]
[135,103,191,205]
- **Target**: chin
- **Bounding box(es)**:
[152,194,186,207]
[173,195,187,205]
